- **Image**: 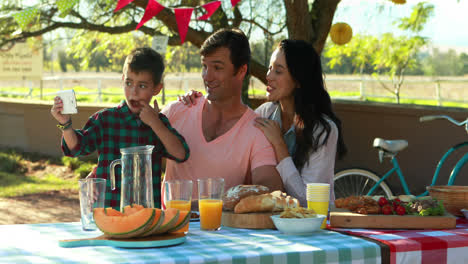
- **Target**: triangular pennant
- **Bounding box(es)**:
[114,0,135,12]
[13,6,39,29]
[174,8,193,44]
[136,0,165,30]
[197,1,221,20]
[231,0,241,8]
[56,0,79,18]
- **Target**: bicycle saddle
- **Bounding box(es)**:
[373,138,408,153]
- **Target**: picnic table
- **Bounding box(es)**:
[0,221,380,264]
[331,218,468,264]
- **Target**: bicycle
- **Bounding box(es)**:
[333,115,468,199]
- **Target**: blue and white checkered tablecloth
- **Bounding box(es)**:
[0,222,381,264]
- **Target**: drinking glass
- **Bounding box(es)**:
[197,178,224,231]
[165,180,193,233]
[79,178,106,231]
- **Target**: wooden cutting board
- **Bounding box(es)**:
[59,233,186,248]
[222,211,278,229]
[329,208,456,229]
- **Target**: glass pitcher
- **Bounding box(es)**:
[110,145,154,211]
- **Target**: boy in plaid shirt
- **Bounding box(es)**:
[51,47,189,210]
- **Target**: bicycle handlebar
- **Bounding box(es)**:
[420,115,468,127]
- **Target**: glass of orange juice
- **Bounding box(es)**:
[165,180,193,234]
[197,178,224,231]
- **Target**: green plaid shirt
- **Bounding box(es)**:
[62,101,189,210]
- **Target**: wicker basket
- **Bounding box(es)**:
[427,185,468,216]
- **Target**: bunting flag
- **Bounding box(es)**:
[114,0,135,12]
[231,0,242,8]
[130,0,243,44]
[56,0,79,17]
[12,6,39,29]
[174,8,193,44]
[136,0,165,30]
[197,1,221,20]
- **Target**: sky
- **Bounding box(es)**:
[333,0,468,51]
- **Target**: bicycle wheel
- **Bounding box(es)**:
[334,168,393,199]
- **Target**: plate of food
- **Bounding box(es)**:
[270,207,326,235]
[461,209,468,219]
[190,211,200,222]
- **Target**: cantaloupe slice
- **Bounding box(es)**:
[150,208,180,235]
[168,210,190,233]
[122,204,145,215]
[94,207,155,238]
[138,209,165,237]
[104,208,123,216]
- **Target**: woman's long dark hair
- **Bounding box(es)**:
[279,39,347,172]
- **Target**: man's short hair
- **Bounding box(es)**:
[123,47,165,85]
[200,28,251,74]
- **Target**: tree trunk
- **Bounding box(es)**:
[283,0,312,41]
[310,0,341,54]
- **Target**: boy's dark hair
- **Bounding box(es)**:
[200,28,251,74]
[123,47,165,85]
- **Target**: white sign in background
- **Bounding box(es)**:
[152,35,169,55]
[0,41,43,80]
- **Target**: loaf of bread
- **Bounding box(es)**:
[234,190,299,213]
[223,185,270,211]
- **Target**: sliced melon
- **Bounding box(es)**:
[167,210,190,233]
[94,207,155,238]
[138,209,165,237]
[104,208,123,216]
[150,208,180,235]
[122,204,145,215]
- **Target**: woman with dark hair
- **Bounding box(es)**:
[179,39,346,207]
[253,39,346,207]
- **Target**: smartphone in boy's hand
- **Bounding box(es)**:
[56,90,78,115]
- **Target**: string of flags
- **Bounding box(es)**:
[12,6,40,29]
[115,0,242,44]
[12,0,243,44]
[12,0,79,29]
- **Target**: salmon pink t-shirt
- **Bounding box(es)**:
[161,97,277,200]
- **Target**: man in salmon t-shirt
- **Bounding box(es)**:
[161,28,284,204]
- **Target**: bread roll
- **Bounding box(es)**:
[222,185,270,211]
[234,191,299,213]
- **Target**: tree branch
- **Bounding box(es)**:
[310,0,340,54]
[238,19,286,35]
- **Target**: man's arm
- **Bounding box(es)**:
[251,165,284,192]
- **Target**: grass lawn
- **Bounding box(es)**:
[329,91,468,108]
[0,171,78,197]
[0,149,91,198]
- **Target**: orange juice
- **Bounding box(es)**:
[199,199,223,230]
[166,200,191,211]
[166,200,191,233]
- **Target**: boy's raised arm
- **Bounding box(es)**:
[51,96,79,150]
[139,99,188,161]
